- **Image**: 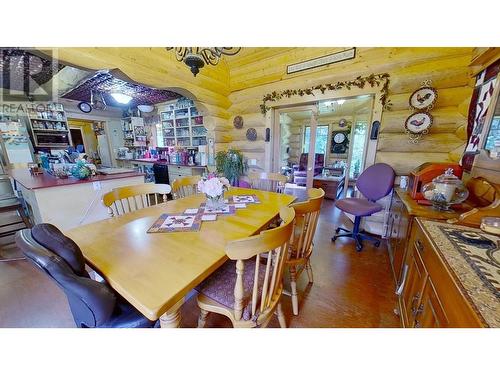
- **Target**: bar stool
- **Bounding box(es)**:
[0,197,32,262]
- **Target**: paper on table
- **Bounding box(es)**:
[201,214,217,221]
[234,203,247,208]
[184,208,200,214]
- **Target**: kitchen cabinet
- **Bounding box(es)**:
[167,165,206,180]
[397,218,484,328]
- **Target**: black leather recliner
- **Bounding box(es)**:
[15,224,157,328]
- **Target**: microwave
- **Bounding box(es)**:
[33,131,71,148]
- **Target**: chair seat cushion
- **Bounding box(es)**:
[100,297,156,328]
[195,257,265,321]
[335,198,382,216]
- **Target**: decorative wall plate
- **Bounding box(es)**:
[405,111,433,134]
[409,87,437,110]
[233,115,244,129]
[246,127,257,141]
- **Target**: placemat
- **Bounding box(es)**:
[199,203,236,215]
[227,194,261,204]
[147,213,202,233]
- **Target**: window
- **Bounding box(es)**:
[349,121,368,179]
[303,125,329,154]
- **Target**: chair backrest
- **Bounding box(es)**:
[356,163,395,201]
[171,175,201,199]
[248,171,287,193]
[288,188,325,261]
[225,206,295,323]
[15,224,116,328]
[102,183,172,217]
[298,153,325,171]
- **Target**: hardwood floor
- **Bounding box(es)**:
[0,199,400,328]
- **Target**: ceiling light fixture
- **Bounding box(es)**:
[111,92,133,104]
[166,47,241,77]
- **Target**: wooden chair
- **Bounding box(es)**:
[196,206,295,328]
[171,175,201,199]
[102,183,172,217]
[248,171,287,193]
[286,188,325,315]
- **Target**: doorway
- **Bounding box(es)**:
[69,128,85,152]
[273,95,374,198]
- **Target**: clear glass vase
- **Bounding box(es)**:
[206,193,225,210]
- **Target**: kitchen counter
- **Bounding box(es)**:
[116,157,206,168]
[10,168,144,190]
[418,218,500,327]
[10,168,145,230]
[395,187,473,221]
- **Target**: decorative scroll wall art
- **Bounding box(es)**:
[260,73,391,115]
[286,48,356,74]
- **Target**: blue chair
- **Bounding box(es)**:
[332,163,395,251]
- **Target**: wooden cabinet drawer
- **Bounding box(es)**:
[168,165,192,177]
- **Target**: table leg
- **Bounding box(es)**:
[159,298,185,328]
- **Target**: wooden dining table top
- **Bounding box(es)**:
[64,187,296,321]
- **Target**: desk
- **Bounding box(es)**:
[64,187,295,327]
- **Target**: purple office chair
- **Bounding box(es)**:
[332,163,395,251]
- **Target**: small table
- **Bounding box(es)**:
[313,175,343,200]
[64,187,296,327]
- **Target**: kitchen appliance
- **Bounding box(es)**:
[97,134,112,167]
[32,131,71,148]
[408,162,463,200]
[198,145,207,166]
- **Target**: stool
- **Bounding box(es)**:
[0,198,32,262]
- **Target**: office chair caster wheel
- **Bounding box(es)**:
[331,236,337,242]
[374,241,381,248]
[356,244,363,252]
[335,228,341,234]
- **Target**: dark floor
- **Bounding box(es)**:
[0,199,400,328]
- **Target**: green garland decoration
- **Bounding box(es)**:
[259,73,391,114]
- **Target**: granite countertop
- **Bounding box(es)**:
[418,218,500,327]
[9,169,145,190]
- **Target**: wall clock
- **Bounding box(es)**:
[233,115,244,129]
[409,86,437,111]
[78,101,92,113]
[404,111,433,134]
[330,130,349,154]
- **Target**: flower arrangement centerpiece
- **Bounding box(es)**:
[197,173,231,210]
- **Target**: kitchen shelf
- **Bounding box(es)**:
[32,128,68,132]
[158,98,206,147]
[29,117,66,122]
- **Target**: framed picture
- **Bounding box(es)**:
[409,87,438,110]
[405,111,433,134]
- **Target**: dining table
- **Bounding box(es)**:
[64,187,296,327]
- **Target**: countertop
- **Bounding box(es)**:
[418,218,500,327]
[116,158,206,168]
[395,187,473,221]
[9,169,145,190]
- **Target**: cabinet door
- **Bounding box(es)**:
[401,247,427,327]
[393,204,411,282]
[414,277,449,328]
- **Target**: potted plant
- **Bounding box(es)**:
[215,149,246,186]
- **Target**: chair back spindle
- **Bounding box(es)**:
[102,183,172,217]
[248,172,287,193]
[171,176,201,199]
[226,206,295,324]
